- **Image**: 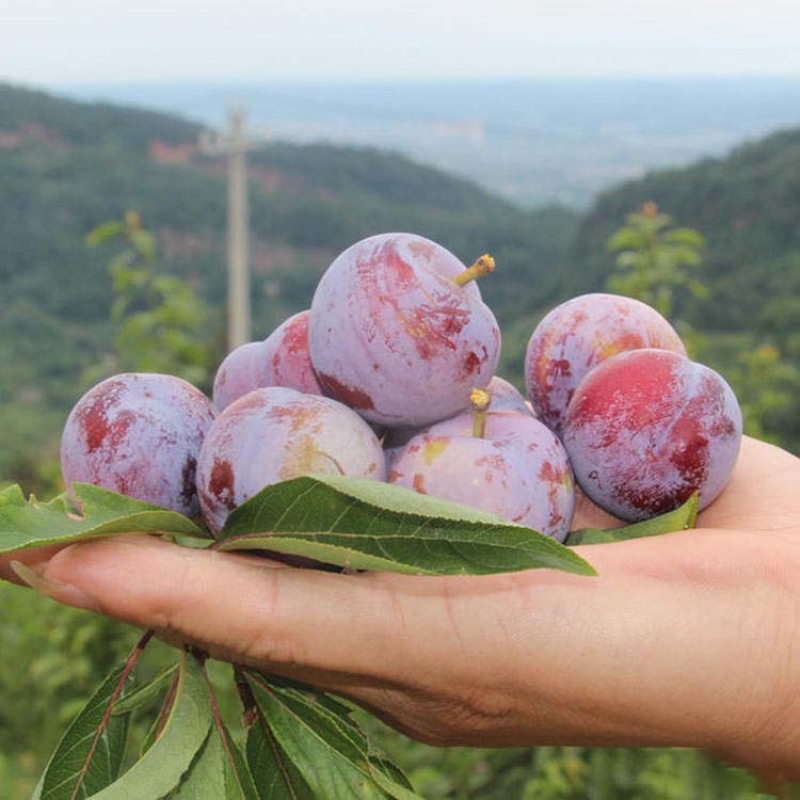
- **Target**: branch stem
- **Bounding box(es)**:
[70,629,154,800]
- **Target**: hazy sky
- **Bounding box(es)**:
[3,0,800,87]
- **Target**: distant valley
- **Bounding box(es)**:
[65,77,800,208]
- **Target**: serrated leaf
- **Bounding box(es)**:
[565,494,699,546]
[88,652,213,799]
[217,475,595,577]
[0,482,208,555]
[261,675,361,721]
[36,663,130,799]
[248,675,390,799]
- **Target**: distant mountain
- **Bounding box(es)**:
[65,77,800,208]
[0,82,201,149]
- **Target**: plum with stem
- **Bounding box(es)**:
[388,389,575,540]
[309,232,501,429]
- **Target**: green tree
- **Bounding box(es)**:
[85,210,215,389]
[606,202,707,320]
[726,343,800,451]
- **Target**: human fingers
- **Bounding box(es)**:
[20,527,800,781]
[23,535,421,688]
[0,543,70,585]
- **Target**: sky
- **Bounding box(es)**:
[3,0,800,88]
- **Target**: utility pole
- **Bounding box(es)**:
[199,106,252,350]
[226,106,251,349]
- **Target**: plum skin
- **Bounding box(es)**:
[213,341,271,412]
[213,310,322,412]
[485,376,535,416]
[388,408,575,540]
[308,232,501,429]
[196,386,387,533]
[60,372,216,515]
[260,310,322,397]
[525,293,687,433]
[562,349,743,522]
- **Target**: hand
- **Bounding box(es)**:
[3,436,800,785]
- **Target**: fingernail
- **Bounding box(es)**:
[10,560,101,612]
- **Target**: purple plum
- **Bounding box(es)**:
[486,376,535,415]
[196,386,387,533]
[388,393,575,540]
[525,293,687,433]
[60,372,216,515]
[260,310,322,397]
[308,232,501,429]
[562,348,743,521]
[213,310,322,412]
[213,340,271,412]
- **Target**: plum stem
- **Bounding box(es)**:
[471,388,491,438]
[453,254,496,287]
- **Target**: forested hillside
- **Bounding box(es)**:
[2,81,799,493]
[567,128,800,451]
[0,83,580,489]
[570,127,800,332]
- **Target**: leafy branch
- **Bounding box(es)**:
[606,201,707,320]
[85,211,215,388]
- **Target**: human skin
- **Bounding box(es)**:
[3,436,800,787]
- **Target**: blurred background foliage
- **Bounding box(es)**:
[1,83,798,797]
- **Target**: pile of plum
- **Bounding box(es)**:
[60,232,743,540]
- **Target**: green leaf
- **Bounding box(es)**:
[111,662,179,717]
[246,713,316,800]
[369,761,426,800]
[88,652,213,799]
[36,663,130,799]
[167,724,258,800]
[216,475,595,577]
[248,673,417,799]
[164,729,219,799]
[85,220,126,247]
[0,482,208,555]
[565,494,699,546]
[220,724,261,800]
